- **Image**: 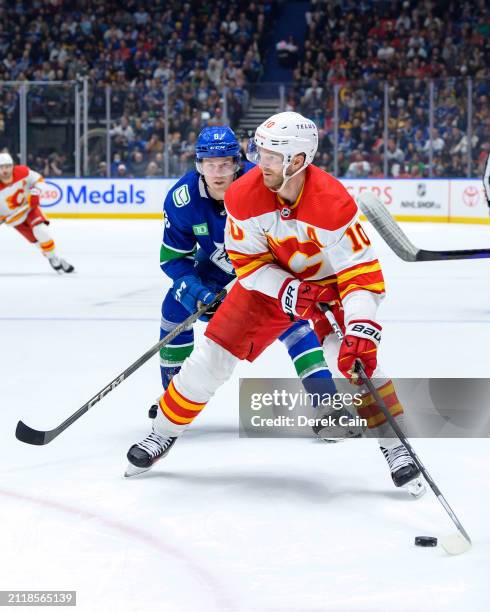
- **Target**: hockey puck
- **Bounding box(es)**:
[415,536,438,547]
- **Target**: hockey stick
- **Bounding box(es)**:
[358,191,490,261]
[320,304,472,555]
[15,287,229,446]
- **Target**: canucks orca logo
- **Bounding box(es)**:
[173,184,191,207]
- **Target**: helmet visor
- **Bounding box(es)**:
[246,139,284,169]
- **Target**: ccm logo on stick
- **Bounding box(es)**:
[88,374,125,408]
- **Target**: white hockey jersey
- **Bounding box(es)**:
[224,165,385,317]
[0,165,43,227]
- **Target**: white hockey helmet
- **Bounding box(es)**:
[0,152,14,166]
[247,112,318,191]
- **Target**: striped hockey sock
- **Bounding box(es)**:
[280,321,336,404]
[155,380,207,436]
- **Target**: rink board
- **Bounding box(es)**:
[38,178,490,224]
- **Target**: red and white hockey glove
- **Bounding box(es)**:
[28,187,41,208]
[338,320,382,383]
[279,279,339,322]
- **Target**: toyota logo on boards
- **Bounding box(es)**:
[462,186,479,207]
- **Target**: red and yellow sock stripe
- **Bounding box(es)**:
[357,380,403,429]
[40,239,55,254]
[159,380,206,425]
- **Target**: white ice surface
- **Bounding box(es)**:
[0,220,489,611]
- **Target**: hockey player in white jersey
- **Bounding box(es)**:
[0,153,74,273]
[125,112,425,497]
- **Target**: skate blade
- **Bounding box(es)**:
[405,477,426,498]
[124,463,152,478]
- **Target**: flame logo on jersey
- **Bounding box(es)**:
[266,234,324,279]
[5,188,26,210]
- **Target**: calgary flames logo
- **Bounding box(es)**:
[267,233,324,279]
[5,188,26,210]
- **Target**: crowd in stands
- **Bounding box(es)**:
[289,0,490,177]
[1,0,488,179]
[0,0,276,176]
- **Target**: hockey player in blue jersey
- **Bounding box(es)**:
[150,125,341,421]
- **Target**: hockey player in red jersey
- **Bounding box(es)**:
[0,153,74,274]
[125,112,425,497]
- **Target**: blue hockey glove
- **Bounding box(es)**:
[172,275,217,321]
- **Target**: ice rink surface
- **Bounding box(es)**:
[1,219,489,611]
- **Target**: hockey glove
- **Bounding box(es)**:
[338,320,382,383]
[28,187,41,208]
[279,278,339,322]
[172,275,217,321]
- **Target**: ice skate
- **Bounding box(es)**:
[125,430,177,477]
[313,406,365,442]
[380,444,426,498]
[49,256,75,274]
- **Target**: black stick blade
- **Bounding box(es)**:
[416,248,490,261]
[16,421,49,445]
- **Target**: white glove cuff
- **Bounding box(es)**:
[345,320,382,347]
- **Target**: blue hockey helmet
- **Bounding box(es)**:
[195,126,241,177]
[195,126,241,159]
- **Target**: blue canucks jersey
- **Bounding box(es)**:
[160,167,251,286]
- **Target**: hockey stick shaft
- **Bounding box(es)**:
[484,152,490,206]
[15,287,229,445]
[358,191,490,261]
[320,304,471,545]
